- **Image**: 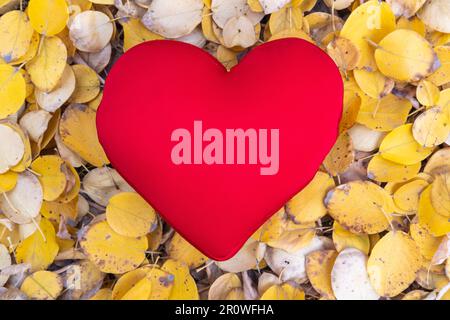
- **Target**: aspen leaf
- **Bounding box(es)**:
[260,283,305,300]
[367,231,421,297]
[325,181,394,234]
[19,110,52,144]
[430,173,450,218]
[326,37,360,71]
[353,69,387,99]
[211,0,264,29]
[0,171,42,224]
[64,260,104,300]
[257,0,290,14]
[375,29,437,82]
[0,123,25,174]
[21,271,63,300]
[332,221,370,255]
[397,16,426,36]
[416,79,440,107]
[417,0,450,33]
[268,5,302,35]
[122,18,163,52]
[410,222,443,261]
[82,167,133,206]
[0,10,34,63]
[386,0,426,18]
[142,0,204,38]
[26,36,67,92]
[331,248,379,300]
[0,170,18,192]
[379,124,433,165]
[340,0,396,70]
[0,64,26,119]
[0,244,11,286]
[208,273,242,300]
[106,192,157,238]
[305,250,337,299]
[112,266,152,299]
[162,259,199,300]
[79,221,148,274]
[265,236,334,282]
[59,104,109,167]
[427,46,450,86]
[418,185,450,236]
[348,124,385,152]
[286,171,335,223]
[35,64,76,112]
[15,218,59,271]
[356,94,411,132]
[3,122,31,173]
[31,155,67,201]
[28,0,69,35]
[413,106,450,147]
[367,154,421,183]
[69,11,113,52]
[323,132,354,176]
[223,16,256,48]
[69,64,100,103]
[166,232,207,269]
[339,90,361,132]
[216,45,238,70]
[393,178,429,213]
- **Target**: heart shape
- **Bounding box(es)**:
[97,38,342,260]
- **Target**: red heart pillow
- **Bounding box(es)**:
[97,38,342,260]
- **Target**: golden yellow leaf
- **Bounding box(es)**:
[367,154,421,183]
[305,250,337,299]
[413,106,450,147]
[26,36,67,92]
[379,124,433,165]
[418,185,450,237]
[260,283,305,300]
[15,218,59,272]
[375,29,436,82]
[28,0,69,35]
[367,231,422,297]
[59,104,109,167]
[31,155,67,201]
[332,221,370,254]
[162,259,199,300]
[0,64,25,119]
[0,10,34,63]
[167,232,207,269]
[21,270,62,300]
[122,18,163,52]
[325,181,394,234]
[80,220,148,274]
[106,192,157,238]
[430,173,450,218]
[286,171,335,223]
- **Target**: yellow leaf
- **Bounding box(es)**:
[379,124,433,165]
[305,250,337,299]
[208,273,242,300]
[0,170,18,192]
[430,173,450,218]
[167,233,207,269]
[90,288,112,300]
[427,46,450,86]
[340,0,396,70]
[269,5,302,35]
[28,0,69,36]
[122,18,163,52]
[80,220,148,274]
[356,94,411,132]
[418,185,450,237]
[106,192,157,238]
[410,222,443,261]
[367,231,422,297]
[16,218,59,272]
[353,69,387,99]
[332,221,370,254]
[69,64,100,103]
[0,10,34,63]
[416,79,440,107]
[325,181,394,234]
[26,36,67,92]
[323,132,354,176]
[162,259,199,300]
[412,106,450,147]
[31,155,67,201]
[375,29,436,82]
[20,270,63,300]
[286,171,335,223]
[59,104,109,167]
[393,178,429,214]
[0,64,25,119]
[260,283,305,300]
[367,154,421,183]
